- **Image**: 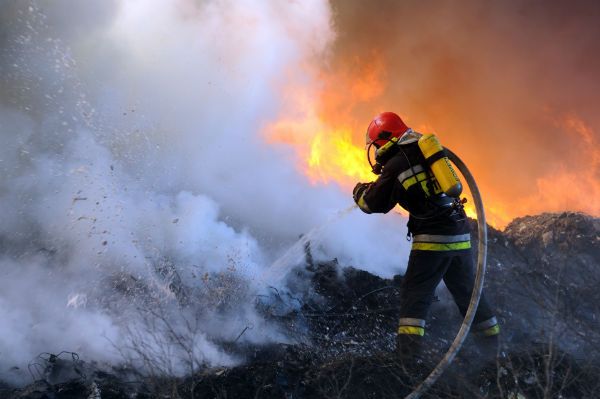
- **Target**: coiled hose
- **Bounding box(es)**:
[404,148,488,399]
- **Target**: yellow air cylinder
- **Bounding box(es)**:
[418,134,462,197]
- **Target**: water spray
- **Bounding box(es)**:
[259,204,358,283]
[405,148,488,399]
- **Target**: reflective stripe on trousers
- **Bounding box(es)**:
[411,233,471,251]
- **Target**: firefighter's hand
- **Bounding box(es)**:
[352,182,371,204]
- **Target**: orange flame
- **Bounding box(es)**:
[266,119,372,186]
[306,130,373,184]
[265,59,382,188]
[506,114,600,219]
[267,109,600,228]
[266,61,599,229]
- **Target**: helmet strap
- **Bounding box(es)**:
[367,136,401,175]
[366,142,382,175]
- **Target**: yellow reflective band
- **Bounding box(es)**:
[357,195,371,214]
[482,324,500,337]
[411,241,471,251]
[397,326,425,336]
[401,172,443,196]
[401,172,428,190]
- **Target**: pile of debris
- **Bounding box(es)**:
[3,212,599,398]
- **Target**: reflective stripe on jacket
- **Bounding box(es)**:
[361,141,469,237]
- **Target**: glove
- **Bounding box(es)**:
[352,182,371,204]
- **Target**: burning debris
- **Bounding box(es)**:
[3,212,598,398]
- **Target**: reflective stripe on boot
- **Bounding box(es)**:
[482,324,500,337]
[473,316,500,337]
[398,326,424,336]
[397,317,425,336]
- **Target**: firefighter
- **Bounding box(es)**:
[352,112,499,358]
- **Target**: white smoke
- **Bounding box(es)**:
[0,0,410,384]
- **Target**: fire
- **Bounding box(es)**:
[505,114,600,219]
[267,118,373,186]
[266,91,495,222]
[306,130,373,184]
[266,97,517,226]
[265,59,380,188]
[267,111,488,222]
[266,59,599,229]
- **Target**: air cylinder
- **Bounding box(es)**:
[418,134,462,197]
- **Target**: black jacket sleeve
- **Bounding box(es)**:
[361,155,406,214]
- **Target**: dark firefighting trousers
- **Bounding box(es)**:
[397,247,499,337]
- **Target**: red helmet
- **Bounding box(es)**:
[366,112,409,148]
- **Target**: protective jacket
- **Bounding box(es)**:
[359,132,469,243]
[355,131,499,339]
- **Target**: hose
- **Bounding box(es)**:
[404,148,488,399]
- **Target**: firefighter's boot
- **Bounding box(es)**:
[477,333,500,361]
[474,321,501,361]
[395,333,423,360]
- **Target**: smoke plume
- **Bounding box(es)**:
[0,0,410,384]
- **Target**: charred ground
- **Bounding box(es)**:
[4,212,600,398]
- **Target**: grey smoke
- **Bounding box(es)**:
[0,0,410,383]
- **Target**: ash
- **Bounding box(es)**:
[4,212,599,398]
